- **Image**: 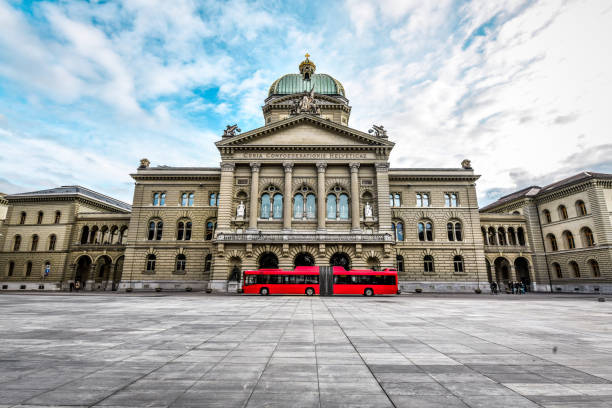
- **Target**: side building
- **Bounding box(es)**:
[0,186,130,290]
[480,172,612,293]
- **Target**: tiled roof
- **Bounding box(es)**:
[7,186,131,212]
[480,171,612,212]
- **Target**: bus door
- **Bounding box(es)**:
[319,266,334,296]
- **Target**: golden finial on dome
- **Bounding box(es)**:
[299,53,316,80]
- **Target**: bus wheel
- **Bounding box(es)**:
[305,287,315,296]
[364,288,374,297]
[260,287,269,296]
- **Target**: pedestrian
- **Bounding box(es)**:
[515,281,520,295]
[490,281,498,295]
[520,282,525,294]
[75,280,81,292]
[509,280,515,294]
[69,282,74,292]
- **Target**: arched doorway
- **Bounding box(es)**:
[366,256,380,271]
[494,257,511,290]
[515,257,531,291]
[95,256,112,290]
[112,256,124,291]
[75,256,92,289]
[330,252,351,270]
[294,252,315,267]
[258,252,279,269]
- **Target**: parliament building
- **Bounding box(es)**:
[1,56,611,293]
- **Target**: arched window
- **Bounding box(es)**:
[204,254,212,274]
[517,227,526,246]
[418,221,433,241]
[261,193,271,219]
[547,234,558,251]
[80,226,89,244]
[512,211,520,215]
[19,212,26,224]
[31,235,38,251]
[26,261,32,277]
[581,227,595,247]
[89,226,99,244]
[8,261,15,277]
[553,262,562,278]
[338,194,349,219]
[445,193,458,207]
[396,255,404,272]
[293,194,304,219]
[273,193,283,219]
[563,230,575,249]
[293,185,316,219]
[576,200,587,216]
[100,226,109,244]
[160,193,166,206]
[558,205,568,220]
[424,255,434,272]
[177,221,192,241]
[119,226,128,244]
[507,227,517,245]
[13,235,21,251]
[54,211,61,224]
[209,192,218,206]
[147,221,163,240]
[181,193,188,206]
[393,193,401,207]
[589,260,600,277]
[447,222,462,241]
[306,194,316,219]
[543,209,551,223]
[453,256,464,273]
[481,227,487,245]
[389,193,394,207]
[497,228,507,245]
[569,261,580,278]
[488,227,497,245]
[153,192,159,206]
[176,254,186,272]
[326,194,336,219]
[205,219,216,240]
[392,221,404,241]
[48,235,57,251]
[188,193,194,206]
[146,254,156,272]
[37,211,43,224]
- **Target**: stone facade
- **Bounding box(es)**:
[2,57,610,294]
[480,172,612,294]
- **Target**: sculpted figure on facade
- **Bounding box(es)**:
[291,87,320,115]
[364,202,373,218]
[236,201,245,218]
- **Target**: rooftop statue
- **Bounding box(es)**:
[223,124,241,138]
[291,87,321,116]
[368,125,388,138]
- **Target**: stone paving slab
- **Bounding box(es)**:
[0,293,611,407]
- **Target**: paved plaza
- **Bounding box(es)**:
[0,294,611,407]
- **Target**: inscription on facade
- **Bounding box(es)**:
[238,152,370,160]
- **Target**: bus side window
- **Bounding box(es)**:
[306,275,318,284]
[384,275,396,285]
[257,275,269,284]
[268,275,281,284]
[246,275,256,285]
[296,275,306,284]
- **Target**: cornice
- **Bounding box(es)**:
[6,195,130,214]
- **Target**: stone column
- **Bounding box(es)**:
[375,163,392,234]
[283,162,294,231]
[216,162,235,234]
[350,162,361,232]
[248,163,260,232]
[316,162,327,232]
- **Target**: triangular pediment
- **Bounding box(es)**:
[216,114,394,149]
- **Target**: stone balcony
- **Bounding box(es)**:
[216,232,393,243]
[484,244,530,254]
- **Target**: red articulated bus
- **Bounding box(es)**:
[243,266,398,296]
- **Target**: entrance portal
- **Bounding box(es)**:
[294,252,315,267]
[75,256,92,289]
[330,252,351,270]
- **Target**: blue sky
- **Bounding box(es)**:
[0,0,611,205]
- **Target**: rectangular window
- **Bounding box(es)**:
[445,193,458,207]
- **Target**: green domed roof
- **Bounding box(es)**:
[268,73,345,97]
